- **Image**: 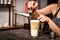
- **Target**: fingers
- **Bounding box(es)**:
[37,14,43,20]
[37,17,45,22]
[37,14,47,22]
[41,18,46,22]
[37,16,42,20]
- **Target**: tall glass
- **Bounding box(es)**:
[30,20,40,38]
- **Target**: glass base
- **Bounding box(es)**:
[31,36,38,38]
[31,36,38,40]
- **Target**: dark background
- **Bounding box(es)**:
[48,0,58,5]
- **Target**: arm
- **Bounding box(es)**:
[28,1,57,15]
[48,18,60,36]
[33,4,53,19]
[36,4,57,15]
[37,14,60,36]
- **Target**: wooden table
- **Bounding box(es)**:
[0,29,59,40]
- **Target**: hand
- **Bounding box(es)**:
[29,10,39,19]
[37,14,50,22]
[28,1,38,9]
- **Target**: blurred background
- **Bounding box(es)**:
[0,0,58,27]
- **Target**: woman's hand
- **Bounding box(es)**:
[37,14,50,22]
[28,1,38,9]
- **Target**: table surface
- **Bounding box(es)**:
[0,29,60,40]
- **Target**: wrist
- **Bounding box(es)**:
[47,18,52,23]
[46,17,51,23]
